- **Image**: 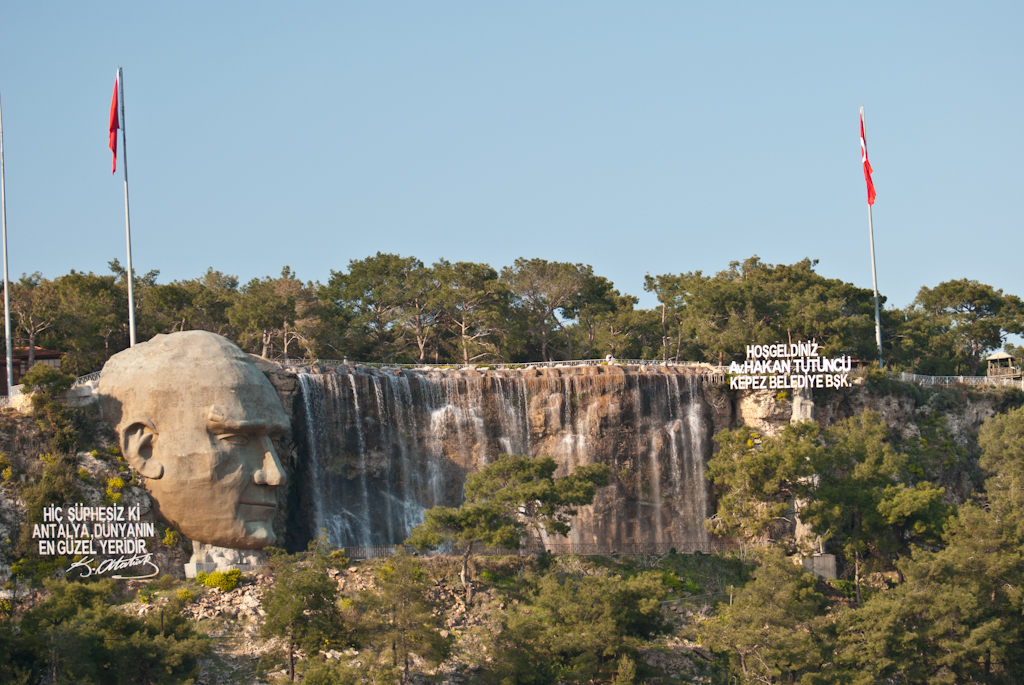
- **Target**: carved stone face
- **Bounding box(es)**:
[98,332,289,549]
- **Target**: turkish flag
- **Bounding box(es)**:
[108,76,119,174]
[860,109,876,206]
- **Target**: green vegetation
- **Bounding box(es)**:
[698,405,1024,683]
[1,254,1023,682]
[708,410,954,601]
[261,537,347,682]
[407,452,611,605]
[195,569,242,593]
[701,549,828,682]
[356,550,447,684]
[0,578,208,684]
[10,254,1020,371]
[492,568,669,684]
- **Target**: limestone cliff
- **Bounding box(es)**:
[235,362,1023,553]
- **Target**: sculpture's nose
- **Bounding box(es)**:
[253,443,286,486]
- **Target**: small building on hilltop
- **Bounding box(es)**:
[985,350,1021,380]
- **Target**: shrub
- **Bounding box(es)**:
[612,655,637,685]
[177,588,195,603]
[162,528,178,547]
[661,570,682,592]
[77,467,90,482]
[16,578,209,681]
[196,569,242,592]
[21,364,75,398]
[104,476,125,505]
[155,574,176,590]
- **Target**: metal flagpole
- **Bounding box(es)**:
[0,93,14,395]
[118,67,137,347]
[862,106,883,367]
[868,203,883,367]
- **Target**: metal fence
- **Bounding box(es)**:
[0,365,1016,411]
[342,539,733,560]
[897,372,1022,388]
[281,357,722,372]
[72,371,102,387]
[283,358,730,385]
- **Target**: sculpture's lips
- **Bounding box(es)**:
[240,501,276,508]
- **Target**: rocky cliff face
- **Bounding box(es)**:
[277,364,721,552]
[256,361,1019,553]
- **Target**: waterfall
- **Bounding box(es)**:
[295,366,715,551]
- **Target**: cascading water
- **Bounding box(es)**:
[294,366,716,551]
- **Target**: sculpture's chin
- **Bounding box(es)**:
[170,520,276,551]
[235,522,276,550]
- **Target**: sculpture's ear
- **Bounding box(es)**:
[121,419,164,480]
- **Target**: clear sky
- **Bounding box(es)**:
[1,2,1021,311]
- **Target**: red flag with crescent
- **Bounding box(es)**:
[108,76,119,175]
[860,108,876,206]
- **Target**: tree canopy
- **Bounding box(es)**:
[5,254,1019,377]
[707,411,954,601]
[407,453,610,604]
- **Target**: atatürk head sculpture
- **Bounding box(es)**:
[98,331,289,549]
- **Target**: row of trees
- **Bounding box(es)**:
[701,403,1024,682]
[7,254,1022,375]
[706,410,951,602]
[0,578,207,684]
[260,454,663,685]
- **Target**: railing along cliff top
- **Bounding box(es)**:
[287,358,732,384]
[343,539,732,560]
[1,361,1020,410]
[284,357,726,372]
[284,358,1024,390]
[896,372,1022,388]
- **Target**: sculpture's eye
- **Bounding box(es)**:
[218,434,249,446]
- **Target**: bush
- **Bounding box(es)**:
[491,570,669,683]
[155,574,177,590]
[12,578,209,682]
[612,655,637,685]
[104,476,125,505]
[162,528,178,547]
[20,364,75,398]
[177,588,195,603]
[661,570,682,592]
[196,569,242,592]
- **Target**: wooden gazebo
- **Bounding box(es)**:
[986,350,1021,379]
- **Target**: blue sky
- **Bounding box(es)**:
[1,2,1021,310]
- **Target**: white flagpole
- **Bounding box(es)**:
[868,202,883,367]
[862,106,883,368]
[118,68,137,347]
[0,93,14,395]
